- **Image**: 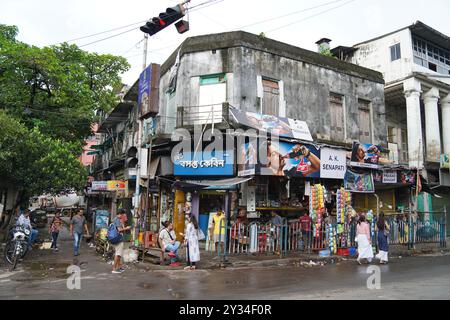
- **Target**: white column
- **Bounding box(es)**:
[423,88,442,162]
[442,94,450,154]
[404,89,424,168]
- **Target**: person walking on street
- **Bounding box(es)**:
[184,215,200,270]
[210,210,226,257]
[356,215,373,264]
[159,221,181,267]
[112,209,131,274]
[49,212,64,252]
[376,212,390,264]
[70,209,89,256]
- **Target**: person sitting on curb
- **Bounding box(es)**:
[159,221,181,267]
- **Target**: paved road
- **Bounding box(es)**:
[1,222,449,300]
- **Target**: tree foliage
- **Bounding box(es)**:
[0,24,130,199]
[0,111,87,198]
[0,24,130,146]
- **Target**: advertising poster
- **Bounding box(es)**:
[320,147,347,179]
[350,142,383,169]
[344,170,375,193]
[399,170,416,184]
[238,142,257,177]
[441,153,450,169]
[138,63,160,118]
[230,107,313,141]
[258,141,320,178]
[173,150,234,176]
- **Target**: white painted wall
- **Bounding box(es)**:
[350,29,414,84]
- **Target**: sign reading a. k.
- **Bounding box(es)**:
[138,63,160,118]
[174,150,234,177]
[320,148,347,180]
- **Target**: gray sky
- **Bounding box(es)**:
[1,0,449,86]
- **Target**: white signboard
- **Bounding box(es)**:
[91,181,107,191]
[287,119,314,141]
[320,148,347,179]
[382,171,397,184]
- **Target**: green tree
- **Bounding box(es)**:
[0,24,130,147]
[0,111,87,202]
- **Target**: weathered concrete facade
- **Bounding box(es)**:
[158,31,386,147]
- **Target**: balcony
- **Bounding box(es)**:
[177,102,231,130]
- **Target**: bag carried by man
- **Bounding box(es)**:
[107,222,123,244]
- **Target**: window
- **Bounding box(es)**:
[329,93,345,141]
[358,99,372,144]
[400,129,408,164]
[390,43,401,61]
[412,36,450,74]
[197,74,227,124]
[428,62,437,72]
[262,78,280,116]
[387,126,396,144]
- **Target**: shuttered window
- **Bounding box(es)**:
[329,93,345,141]
[358,99,372,144]
[262,79,280,116]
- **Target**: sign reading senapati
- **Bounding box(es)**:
[320,148,347,180]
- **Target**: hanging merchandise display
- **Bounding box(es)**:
[327,224,337,254]
[336,187,352,248]
[310,184,326,237]
[366,210,377,252]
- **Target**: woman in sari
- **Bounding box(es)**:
[356,215,373,265]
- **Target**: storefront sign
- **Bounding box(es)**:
[138,63,160,118]
[91,181,107,191]
[320,148,347,179]
[441,153,450,169]
[350,142,382,169]
[259,141,320,178]
[382,170,397,184]
[107,180,127,191]
[344,170,374,193]
[173,150,234,176]
[230,107,313,141]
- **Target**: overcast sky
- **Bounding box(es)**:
[1,0,449,86]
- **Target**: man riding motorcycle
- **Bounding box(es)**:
[16,209,38,249]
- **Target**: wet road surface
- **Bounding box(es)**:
[1,219,449,300]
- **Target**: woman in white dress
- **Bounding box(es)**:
[184,215,201,270]
[356,215,374,264]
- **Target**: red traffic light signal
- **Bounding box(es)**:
[175,20,189,34]
[140,4,186,36]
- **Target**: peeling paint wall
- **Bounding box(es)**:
[159,45,387,146]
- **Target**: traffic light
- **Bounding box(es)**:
[140,4,186,36]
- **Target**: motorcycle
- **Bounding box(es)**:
[4,225,31,271]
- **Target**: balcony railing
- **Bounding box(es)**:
[177,102,231,129]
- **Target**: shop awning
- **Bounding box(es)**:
[173,177,252,190]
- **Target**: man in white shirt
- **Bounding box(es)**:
[16,209,38,249]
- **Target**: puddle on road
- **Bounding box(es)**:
[16,261,73,281]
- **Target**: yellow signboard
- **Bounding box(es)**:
[107,180,128,191]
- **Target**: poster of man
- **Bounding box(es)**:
[349,142,391,169]
[260,141,320,178]
[238,142,257,176]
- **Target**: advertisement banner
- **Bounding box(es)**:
[344,170,375,193]
[399,170,416,184]
[230,107,313,141]
[258,141,320,178]
[350,142,383,169]
[91,181,107,191]
[173,150,234,176]
[238,142,257,177]
[138,63,160,118]
[320,148,347,180]
[382,170,398,184]
[107,180,127,191]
